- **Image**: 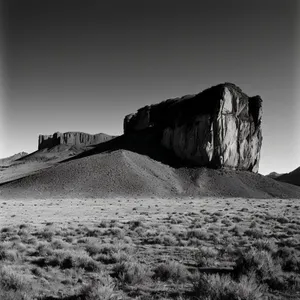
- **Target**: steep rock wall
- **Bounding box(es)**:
[38,132,114,150]
[123,83,262,172]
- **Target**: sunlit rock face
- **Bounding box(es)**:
[38,132,113,150]
[124,83,262,172]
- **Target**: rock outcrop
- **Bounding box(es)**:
[124,83,263,172]
[38,132,114,150]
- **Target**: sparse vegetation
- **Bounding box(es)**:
[0,197,299,299]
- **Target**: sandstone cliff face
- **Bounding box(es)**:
[124,83,262,172]
[38,132,114,150]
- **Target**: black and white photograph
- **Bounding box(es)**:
[0,1,300,299]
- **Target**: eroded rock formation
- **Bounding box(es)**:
[124,83,262,172]
[38,132,114,150]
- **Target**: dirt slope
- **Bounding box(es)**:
[1,150,300,199]
[0,152,28,166]
[277,167,300,187]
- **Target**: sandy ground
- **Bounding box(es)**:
[1,197,298,228]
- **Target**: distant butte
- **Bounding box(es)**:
[38,132,115,150]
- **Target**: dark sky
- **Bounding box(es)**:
[1,0,299,174]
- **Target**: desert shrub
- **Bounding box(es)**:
[35,241,53,256]
[0,249,20,262]
[275,247,300,273]
[48,249,100,271]
[78,273,116,300]
[0,290,32,300]
[122,236,133,244]
[244,228,264,239]
[86,243,121,257]
[230,225,244,237]
[253,239,277,253]
[109,227,125,239]
[187,229,209,240]
[1,227,14,234]
[128,220,143,230]
[17,228,30,241]
[221,218,232,227]
[199,247,218,258]
[112,261,150,285]
[170,227,187,239]
[98,220,110,228]
[0,265,32,293]
[39,229,55,241]
[8,235,21,242]
[152,261,190,283]
[26,237,38,246]
[13,242,27,253]
[234,249,286,290]
[85,228,103,238]
[192,273,267,300]
[155,234,178,246]
[95,250,130,265]
[194,247,219,267]
[276,216,289,224]
[0,242,22,262]
[111,250,130,264]
[232,216,243,223]
[51,238,70,250]
[85,243,104,256]
[31,266,43,277]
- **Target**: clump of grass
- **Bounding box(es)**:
[154,233,178,246]
[95,250,130,265]
[253,239,278,253]
[230,225,244,237]
[0,290,32,300]
[44,249,100,271]
[109,227,125,239]
[38,228,55,241]
[78,273,116,300]
[194,247,219,267]
[51,238,70,250]
[192,273,267,300]
[244,228,264,239]
[1,227,14,234]
[152,261,190,283]
[275,247,300,273]
[187,229,210,240]
[0,248,21,262]
[35,241,53,256]
[112,261,151,285]
[221,218,232,227]
[234,249,286,290]
[0,265,32,294]
[276,216,289,224]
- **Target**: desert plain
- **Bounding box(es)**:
[0,196,299,300]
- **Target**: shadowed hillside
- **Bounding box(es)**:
[1,148,300,199]
[276,167,300,187]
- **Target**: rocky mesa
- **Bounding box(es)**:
[38,132,114,150]
[124,83,262,172]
